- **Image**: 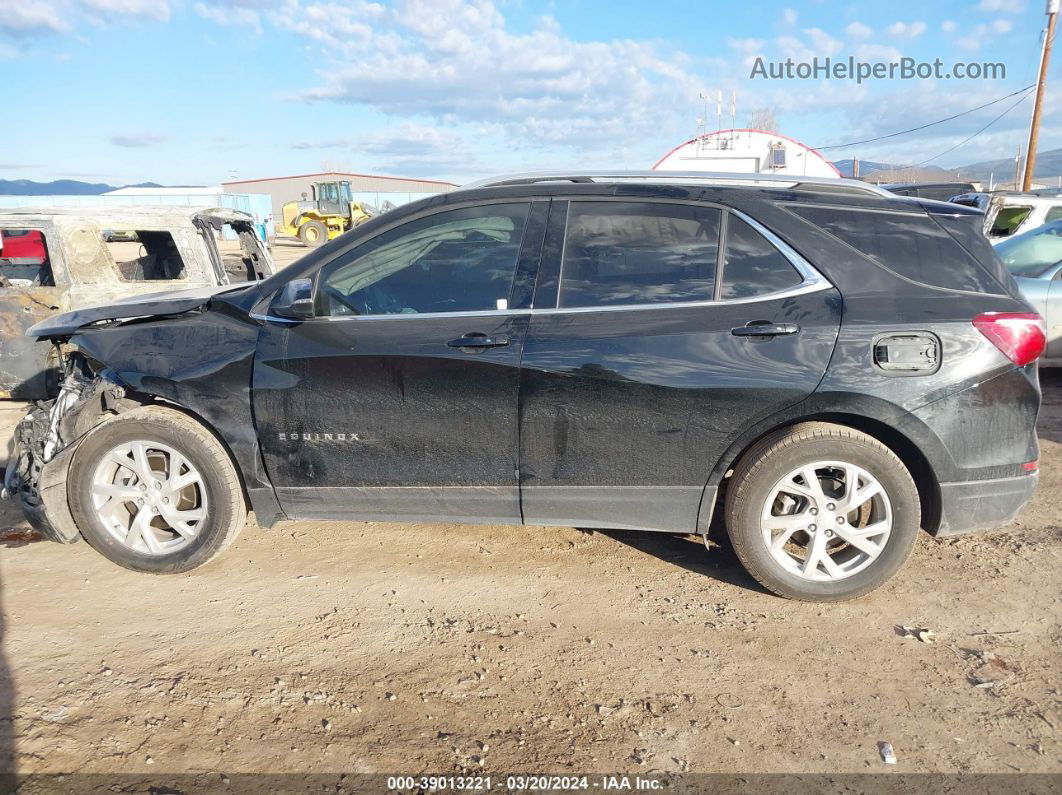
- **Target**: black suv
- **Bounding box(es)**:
[6,172,1044,601]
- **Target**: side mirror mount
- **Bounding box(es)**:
[271,278,315,320]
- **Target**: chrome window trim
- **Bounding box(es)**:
[253,202,834,324]
[529,279,830,315]
[251,308,534,323]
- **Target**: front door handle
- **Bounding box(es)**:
[447,333,511,349]
[731,322,800,338]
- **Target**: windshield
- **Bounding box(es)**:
[996,219,1062,277]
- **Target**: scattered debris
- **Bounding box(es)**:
[898,626,937,643]
[878,742,897,765]
[715,693,743,709]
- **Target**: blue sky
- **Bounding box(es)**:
[0,0,1057,185]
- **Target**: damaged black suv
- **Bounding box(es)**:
[5,172,1044,601]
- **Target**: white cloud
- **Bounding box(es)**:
[886,20,927,39]
[856,43,903,62]
[0,0,171,42]
[110,131,169,147]
[845,21,872,39]
[81,0,170,23]
[726,36,764,67]
[0,0,70,37]
[782,8,797,27]
[265,0,705,153]
[194,1,262,32]
[804,27,842,56]
[991,18,1013,34]
[941,20,957,33]
[977,0,1025,11]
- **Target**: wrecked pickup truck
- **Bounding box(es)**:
[0,206,273,456]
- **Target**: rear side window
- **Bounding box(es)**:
[786,205,1001,293]
[1045,206,1062,223]
[990,205,1032,237]
[559,202,720,308]
[720,215,802,299]
[0,228,53,286]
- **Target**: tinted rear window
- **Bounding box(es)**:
[786,205,1001,293]
[559,201,720,308]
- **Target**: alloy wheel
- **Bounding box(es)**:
[90,440,208,555]
[759,460,892,582]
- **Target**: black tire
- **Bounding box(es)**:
[298,220,328,246]
[724,422,920,601]
[67,406,246,574]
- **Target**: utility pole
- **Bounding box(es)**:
[1023,0,1059,191]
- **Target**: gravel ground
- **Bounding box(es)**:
[0,363,1058,781]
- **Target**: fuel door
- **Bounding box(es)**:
[873,332,941,375]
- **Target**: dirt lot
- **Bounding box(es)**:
[0,365,1058,780]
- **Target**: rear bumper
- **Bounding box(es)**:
[933,472,1038,537]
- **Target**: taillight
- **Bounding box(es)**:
[972,312,1047,366]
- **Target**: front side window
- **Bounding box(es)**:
[558,201,721,308]
[107,230,187,281]
[719,215,802,299]
[318,202,530,316]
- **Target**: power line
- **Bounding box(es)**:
[812,84,1035,150]
[910,88,1033,168]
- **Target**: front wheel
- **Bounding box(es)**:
[298,220,328,246]
[67,406,246,573]
[724,423,920,601]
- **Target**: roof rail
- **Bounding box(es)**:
[458,170,894,198]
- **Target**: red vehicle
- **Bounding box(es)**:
[0,229,47,265]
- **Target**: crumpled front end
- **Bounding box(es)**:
[3,350,133,542]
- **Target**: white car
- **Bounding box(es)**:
[953,191,1062,243]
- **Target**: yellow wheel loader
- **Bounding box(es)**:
[279,180,374,247]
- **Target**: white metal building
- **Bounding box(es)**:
[653,129,840,178]
[221,171,457,221]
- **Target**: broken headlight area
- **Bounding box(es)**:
[3,348,130,542]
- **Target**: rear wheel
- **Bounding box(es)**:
[67,406,245,573]
[298,220,328,246]
[724,423,920,601]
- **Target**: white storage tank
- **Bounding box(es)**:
[653,129,840,178]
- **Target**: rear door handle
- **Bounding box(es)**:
[447,333,511,349]
[731,322,800,338]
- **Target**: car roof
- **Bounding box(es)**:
[0,205,254,225]
[879,181,975,190]
[457,170,897,200]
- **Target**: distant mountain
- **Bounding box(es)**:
[832,159,907,178]
[832,159,954,179]
[0,178,117,195]
[952,147,1062,182]
[831,148,1062,183]
[0,179,182,196]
